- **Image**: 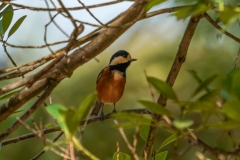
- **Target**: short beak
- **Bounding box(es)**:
[130,58,137,62]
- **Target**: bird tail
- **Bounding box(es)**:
[91,101,103,116]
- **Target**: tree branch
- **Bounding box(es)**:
[0,1,148,140]
[0,79,60,142]
[204,13,240,44]
[143,14,203,159]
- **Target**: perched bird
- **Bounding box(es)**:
[91,50,137,118]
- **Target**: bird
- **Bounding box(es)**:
[91,50,137,119]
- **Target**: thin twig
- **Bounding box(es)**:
[31,131,64,160]
[114,119,139,160]
[204,13,240,44]
[0,40,68,49]
[2,108,149,146]
[77,0,104,26]
[0,79,59,141]
[0,5,190,77]
[2,0,125,11]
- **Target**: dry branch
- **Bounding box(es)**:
[0,1,148,141]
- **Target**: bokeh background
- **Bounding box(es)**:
[0,0,239,159]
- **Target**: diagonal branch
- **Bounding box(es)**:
[143,14,203,159]
[204,13,240,44]
[0,1,148,139]
[0,79,60,142]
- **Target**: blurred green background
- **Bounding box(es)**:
[0,0,240,160]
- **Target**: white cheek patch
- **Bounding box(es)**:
[110,56,129,65]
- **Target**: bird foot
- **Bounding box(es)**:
[111,109,117,114]
[99,112,104,122]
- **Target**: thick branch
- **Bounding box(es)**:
[143,15,203,159]
[0,1,147,138]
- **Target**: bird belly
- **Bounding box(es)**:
[96,72,126,104]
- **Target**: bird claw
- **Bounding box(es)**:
[99,112,104,122]
[111,109,117,114]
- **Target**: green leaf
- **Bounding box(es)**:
[205,121,240,130]
[145,0,166,11]
[192,75,218,98]
[222,69,240,92]
[45,104,69,134]
[155,151,168,160]
[7,15,26,39]
[63,108,79,135]
[77,93,97,122]
[140,125,150,141]
[138,100,173,117]
[2,5,13,35]
[172,3,208,20]
[232,70,240,99]
[0,141,2,151]
[0,4,7,12]
[147,76,177,101]
[0,89,20,101]
[199,89,220,101]
[173,118,193,130]
[0,19,3,36]
[217,7,240,25]
[158,133,182,151]
[186,70,202,83]
[113,152,131,160]
[222,100,240,122]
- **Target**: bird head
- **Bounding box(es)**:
[109,50,137,66]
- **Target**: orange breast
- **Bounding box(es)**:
[96,67,126,104]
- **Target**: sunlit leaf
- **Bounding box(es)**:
[147,76,177,101]
[138,100,173,117]
[155,151,168,160]
[172,3,209,20]
[145,0,166,11]
[158,133,182,150]
[192,75,218,98]
[173,118,193,130]
[113,152,131,160]
[218,7,239,24]
[2,5,13,35]
[7,15,26,39]
[63,108,79,135]
[45,104,68,134]
[0,89,20,101]
[140,125,150,141]
[77,93,97,123]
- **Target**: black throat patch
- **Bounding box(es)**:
[109,61,131,77]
